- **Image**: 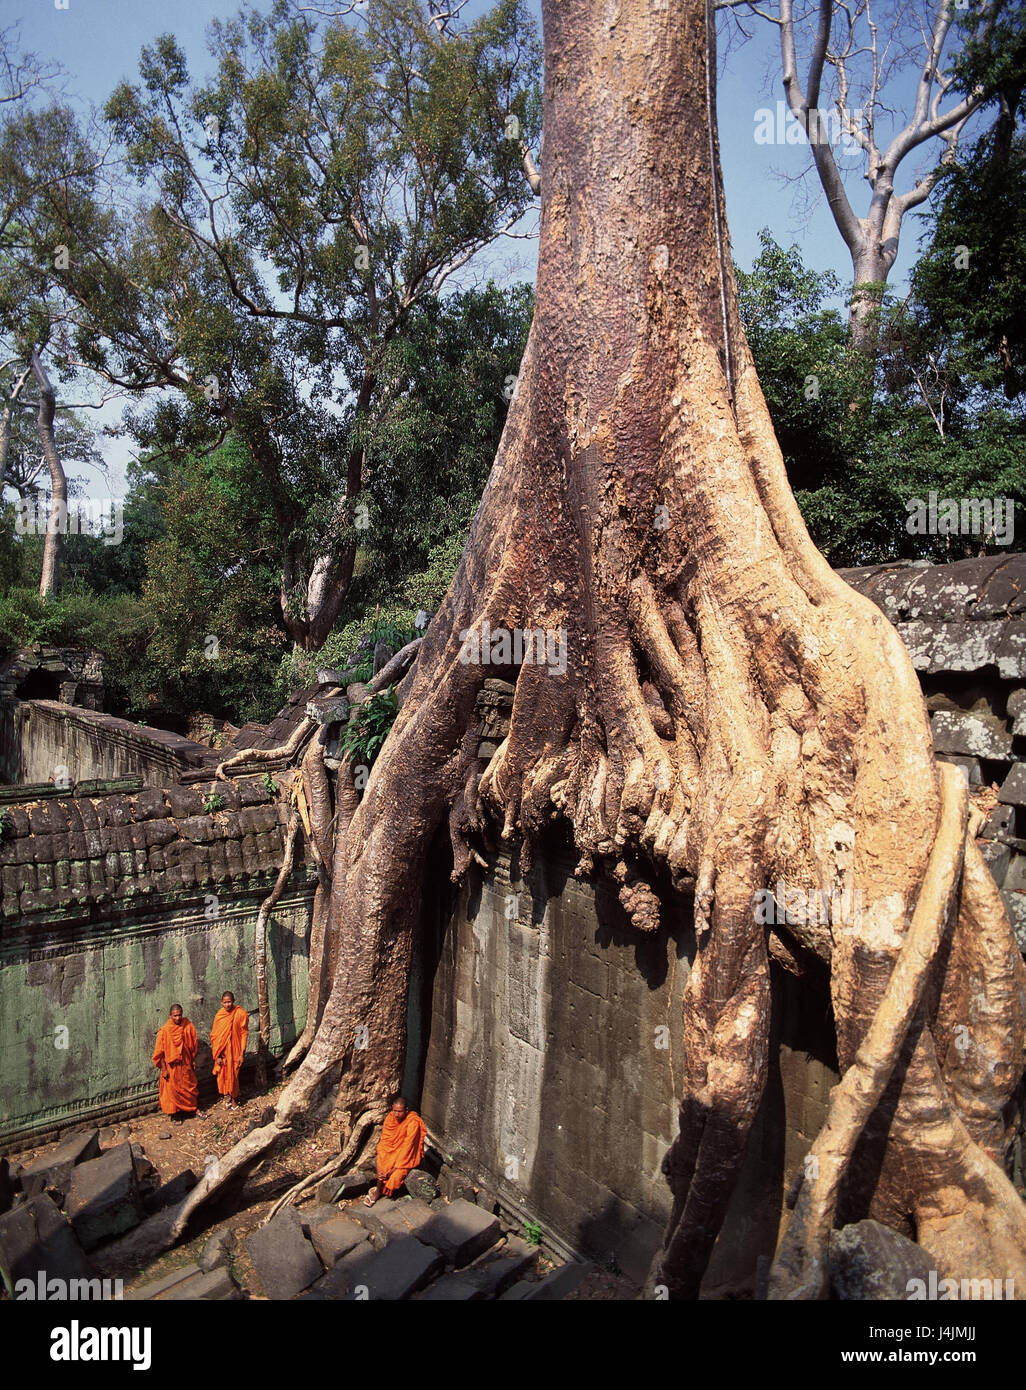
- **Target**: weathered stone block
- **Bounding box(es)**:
[355,1197,436,1248]
[463,1236,537,1295]
[238,778,273,806]
[829,1219,934,1300]
[403,1168,439,1202]
[983,802,1016,839]
[931,709,1013,759]
[166,786,204,819]
[500,1260,592,1300]
[18,1129,100,1201]
[336,1234,443,1300]
[0,1193,96,1287]
[309,1214,370,1268]
[316,1170,375,1204]
[67,1143,144,1250]
[416,1198,501,1267]
[998,762,1026,807]
[131,790,169,821]
[239,806,278,835]
[180,815,216,844]
[246,1208,321,1299]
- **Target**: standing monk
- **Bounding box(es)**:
[152,1004,198,1121]
[365,1096,426,1205]
[210,991,249,1110]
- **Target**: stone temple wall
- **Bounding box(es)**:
[0,773,315,1150]
[7,701,211,789]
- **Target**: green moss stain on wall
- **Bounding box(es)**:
[0,887,312,1145]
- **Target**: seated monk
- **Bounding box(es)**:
[210,991,249,1110]
[152,1004,198,1121]
[365,1096,426,1206]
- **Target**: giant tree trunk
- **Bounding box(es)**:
[172,0,1026,1298]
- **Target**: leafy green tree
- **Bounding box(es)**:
[4,0,540,649]
[737,230,1025,566]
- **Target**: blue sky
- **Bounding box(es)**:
[8,0,983,490]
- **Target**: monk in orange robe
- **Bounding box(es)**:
[152,1004,198,1120]
[210,991,249,1110]
[365,1096,426,1205]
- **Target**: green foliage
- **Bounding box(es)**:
[339,685,400,767]
[738,230,1026,567]
[203,792,225,814]
[522,1220,543,1246]
[261,772,278,799]
[910,127,1026,400]
[0,581,151,704]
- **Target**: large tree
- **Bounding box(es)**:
[172,0,1026,1300]
[720,0,1016,352]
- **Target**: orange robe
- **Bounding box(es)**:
[376,1111,426,1194]
[152,1018,198,1115]
[210,1005,249,1099]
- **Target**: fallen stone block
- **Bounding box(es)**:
[297,1204,339,1235]
[67,1145,144,1250]
[829,1219,935,1301]
[416,1198,501,1267]
[501,1260,592,1300]
[309,1214,370,1269]
[354,1196,435,1248]
[316,1170,376,1205]
[931,710,1013,759]
[414,1271,485,1300]
[246,1207,321,1299]
[403,1168,439,1202]
[0,1194,95,1289]
[128,1262,202,1300]
[337,1235,443,1300]
[17,1130,100,1204]
[466,1237,538,1296]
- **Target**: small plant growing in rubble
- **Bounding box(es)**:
[203,792,225,814]
[340,685,400,768]
[261,772,278,798]
[522,1219,543,1247]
